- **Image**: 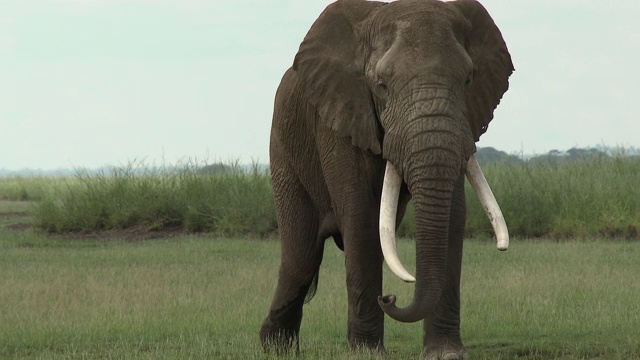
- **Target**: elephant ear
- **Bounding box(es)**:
[293,1,385,154]
[449,0,515,141]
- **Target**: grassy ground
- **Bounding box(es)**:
[1,204,638,359]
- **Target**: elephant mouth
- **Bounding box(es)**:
[378,154,509,283]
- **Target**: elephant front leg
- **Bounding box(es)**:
[320,137,386,352]
[422,287,466,360]
[344,227,386,352]
[422,174,467,360]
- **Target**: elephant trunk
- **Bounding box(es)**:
[379,155,509,283]
[379,126,464,323]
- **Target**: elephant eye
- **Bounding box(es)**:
[375,81,389,96]
[465,70,475,87]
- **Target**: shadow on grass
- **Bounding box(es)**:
[469,341,639,360]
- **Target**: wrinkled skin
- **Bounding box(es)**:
[260,0,513,358]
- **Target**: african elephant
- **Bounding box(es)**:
[260,0,513,358]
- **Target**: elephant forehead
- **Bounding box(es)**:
[371,3,470,64]
[377,0,464,28]
[373,30,471,81]
[399,16,461,50]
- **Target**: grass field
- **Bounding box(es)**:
[1,202,638,359]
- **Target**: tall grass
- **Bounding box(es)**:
[33,162,276,237]
[465,155,640,239]
[10,155,640,239]
[0,176,71,201]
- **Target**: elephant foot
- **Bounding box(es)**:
[259,319,299,354]
[423,342,468,360]
[348,336,385,355]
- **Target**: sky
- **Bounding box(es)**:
[1,0,638,171]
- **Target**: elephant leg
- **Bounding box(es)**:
[260,165,324,354]
[333,187,385,351]
[344,228,385,352]
[316,140,386,351]
[422,174,467,360]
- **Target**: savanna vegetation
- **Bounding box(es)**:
[1,147,639,359]
[1,147,637,239]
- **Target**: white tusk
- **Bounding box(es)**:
[379,161,416,283]
[465,155,509,251]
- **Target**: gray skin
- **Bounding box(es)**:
[260,0,513,358]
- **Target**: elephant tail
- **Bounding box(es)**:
[304,271,320,303]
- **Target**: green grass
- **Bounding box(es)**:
[0,200,34,213]
[0,176,71,201]
[29,163,276,237]
[1,215,638,359]
[2,154,640,239]
[465,156,640,239]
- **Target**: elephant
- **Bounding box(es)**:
[260,0,513,358]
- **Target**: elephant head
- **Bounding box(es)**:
[293,0,513,323]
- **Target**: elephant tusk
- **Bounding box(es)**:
[379,161,416,283]
[465,155,509,251]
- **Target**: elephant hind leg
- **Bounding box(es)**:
[260,166,325,354]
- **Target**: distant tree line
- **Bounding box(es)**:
[196,146,640,174]
[474,146,640,166]
[1,147,638,178]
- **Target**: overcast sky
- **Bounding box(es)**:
[1,0,638,170]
